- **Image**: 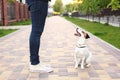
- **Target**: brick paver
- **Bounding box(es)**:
[0,16,120,80]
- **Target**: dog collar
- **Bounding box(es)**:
[76,45,86,48]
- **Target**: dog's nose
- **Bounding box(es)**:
[86,34,90,39]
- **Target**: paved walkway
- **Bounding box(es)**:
[0,16,120,80]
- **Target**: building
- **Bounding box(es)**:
[0,0,29,26]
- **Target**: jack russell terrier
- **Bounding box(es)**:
[74,28,92,69]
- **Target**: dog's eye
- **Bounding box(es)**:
[82,31,85,33]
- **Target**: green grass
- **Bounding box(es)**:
[0,29,18,37]
[0,20,30,37]
[9,20,31,26]
[0,23,2,26]
[65,17,120,49]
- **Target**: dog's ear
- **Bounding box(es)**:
[85,34,90,39]
[76,28,79,33]
[75,28,81,37]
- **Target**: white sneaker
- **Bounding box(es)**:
[29,64,53,73]
[40,62,51,68]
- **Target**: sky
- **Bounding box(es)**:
[20,0,73,13]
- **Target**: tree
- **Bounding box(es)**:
[65,3,73,12]
[78,3,82,11]
[108,0,120,10]
[81,0,90,14]
[98,0,111,9]
[53,0,63,13]
[80,0,91,20]
[7,0,15,3]
[89,0,101,20]
[81,0,111,15]
[81,0,111,21]
[73,0,83,4]
[73,0,83,12]
[89,0,99,14]
[72,3,80,12]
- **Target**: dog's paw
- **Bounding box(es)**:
[85,64,91,68]
[75,65,78,69]
[81,65,85,69]
[81,67,85,69]
[75,67,78,69]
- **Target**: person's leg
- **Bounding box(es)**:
[29,1,48,65]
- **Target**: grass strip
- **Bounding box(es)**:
[65,17,120,49]
[0,29,18,37]
[9,20,31,26]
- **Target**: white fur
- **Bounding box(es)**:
[74,30,92,69]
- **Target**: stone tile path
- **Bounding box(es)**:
[0,16,120,80]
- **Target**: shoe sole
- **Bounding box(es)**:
[30,69,53,73]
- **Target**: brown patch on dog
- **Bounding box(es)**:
[82,31,90,39]
[74,28,90,39]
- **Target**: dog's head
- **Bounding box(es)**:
[74,28,90,39]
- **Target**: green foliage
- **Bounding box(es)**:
[0,29,17,37]
[108,0,120,10]
[89,0,100,15]
[64,0,118,15]
[7,0,15,4]
[65,3,82,13]
[53,0,63,13]
[72,3,79,12]
[98,0,111,9]
[81,0,90,14]
[9,20,31,26]
[65,3,73,12]
[81,0,111,15]
[77,3,82,11]
[94,32,107,36]
[65,17,120,49]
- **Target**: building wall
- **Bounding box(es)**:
[0,1,2,22]
[0,0,30,26]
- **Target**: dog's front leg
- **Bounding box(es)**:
[74,59,78,69]
[81,57,85,69]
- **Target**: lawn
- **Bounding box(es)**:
[9,20,31,26]
[65,17,120,49]
[0,20,31,37]
[0,29,18,37]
